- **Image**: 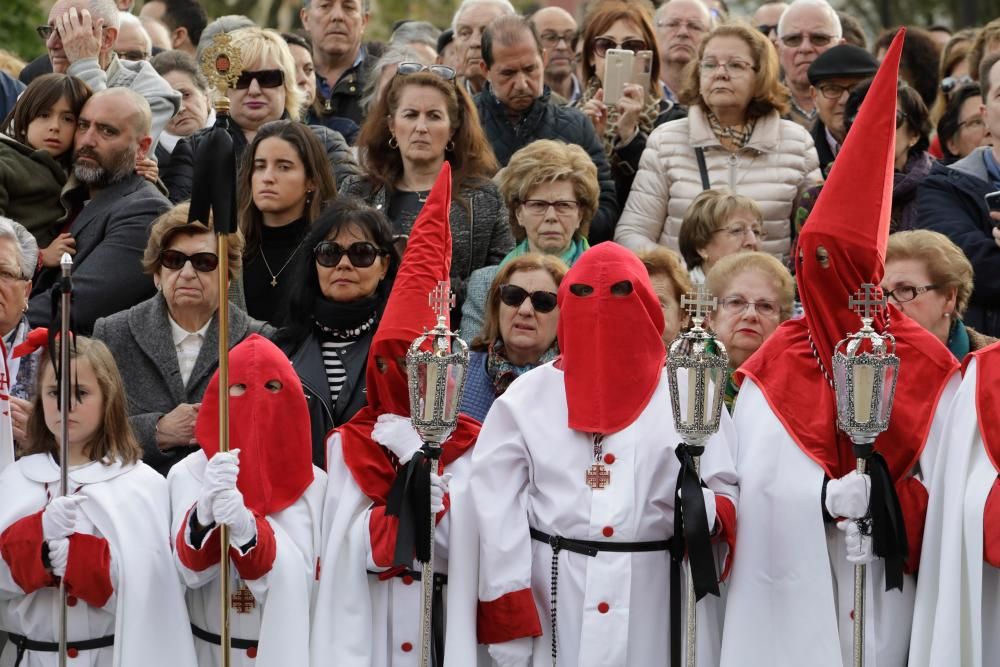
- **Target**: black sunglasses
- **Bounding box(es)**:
[160,249,219,272]
[592,37,648,57]
[314,241,384,268]
[234,69,285,90]
[498,284,558,313]
[396,62,457,81]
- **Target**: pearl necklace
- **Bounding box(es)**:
[314,313,377,340]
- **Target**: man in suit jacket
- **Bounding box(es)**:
[28,88,170,333]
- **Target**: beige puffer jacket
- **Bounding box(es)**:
[614,105,820,266]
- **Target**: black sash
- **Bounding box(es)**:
[9,632,115,667]
[190,624,259,651]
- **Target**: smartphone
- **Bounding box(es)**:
[632,50,654,94]
[986,191,1000,217]
[603,48,634,105]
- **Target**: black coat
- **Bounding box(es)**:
[810,119,838,176]
[611,98,686,204]
[915,147,1000,337]
[161,120,360,204]
[474,85,620,244]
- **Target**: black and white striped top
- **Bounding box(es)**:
[320,338,354,405]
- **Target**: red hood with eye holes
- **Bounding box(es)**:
[196,334,314,516]
[556,243,666,435]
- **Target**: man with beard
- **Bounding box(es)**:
[654,0,713,105]
[474,16,619,244]
[776,0,844,129]
[27,88,170,333]
[452,0,516,96]
[531,7,580,105]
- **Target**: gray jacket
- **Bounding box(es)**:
[93,293,273,476]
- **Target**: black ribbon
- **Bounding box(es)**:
[867,452,907,591]
[385,444,439,565]
[671,444,720,600]
[47,278,78,411]
[188,113,237,235]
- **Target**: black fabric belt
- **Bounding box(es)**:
[9,632,115,667]
[530,527,673,663]
[367,568,448,667]
[370,567,449,586]
[190,623,259,651]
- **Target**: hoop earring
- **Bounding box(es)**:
[446,140,455,152]
[389,135,398,149]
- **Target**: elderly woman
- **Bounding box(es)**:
[938,83,992,165]
[461,139,598,342]
[275,197,400,467]
[150,50,213,173]
[615,22,820,267]
[460,254,567,423]
[577,0,685,201]
[883,229,996,359]
[706,251,794,410]
[679,189,763,283]
[343,64,512,324]
[637,247,691,346]
[92,203,272,476]
[163,26,358,203]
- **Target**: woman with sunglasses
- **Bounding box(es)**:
[616,23,819,268]
[461,254,567,423]
[576,0,684,201]
[275,197,399,467]
[344,65,512,327]
[93,203,273,477]
[162,26,359,204]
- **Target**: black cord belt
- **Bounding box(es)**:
[530,527,674,665]
[9,632,115,667]
[190,623,259,650]
[367,568,448,666]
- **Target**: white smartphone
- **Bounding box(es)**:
[633,50,654,94]
[603,48,634,105]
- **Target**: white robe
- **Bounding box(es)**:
[908,357,999,667]
[311,431,485,666]
[0,453,197,667]
[720,374,959,667]
[167,450,327,667]
[468,363,739,667]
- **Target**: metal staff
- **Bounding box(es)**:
[666,284,728,667]
[57,252,73,667]
[406,282,470,667]
[192,32,243,667]
[832,283,900,667]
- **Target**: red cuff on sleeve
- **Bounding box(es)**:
[477,588,543,645]
[65,533,113,608]
[368,505,400,569]
[896,476,929,575]
[983,478,1000,568]
[231,514,276,581]
[712,495,737,582]
[0,511,55,593]
[176,506,222,572]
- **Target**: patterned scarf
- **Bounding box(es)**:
[502,237,590,267]
[579,76,661,160]
[485,339,558,397]
[706,109,757,149]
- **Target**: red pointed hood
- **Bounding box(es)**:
[196,334,314,515]
[738,30,959,480]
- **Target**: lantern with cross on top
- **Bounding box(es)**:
[831,282,900,667]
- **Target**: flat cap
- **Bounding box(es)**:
[437,28,455,55]
[807,44,880,85]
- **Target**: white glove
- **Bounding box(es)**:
[42,496,85,541]
[197,449,241,526]
[825,471,870,520]
[372,414,423,464]
[837,519,874,564]
[213,488,256,548]
[48,538,70,577]
[430,472,452,514]
[488,636,533,667]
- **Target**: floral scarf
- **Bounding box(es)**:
[485,339,558,397]
[706,109,757,149]
[578,76,661,159]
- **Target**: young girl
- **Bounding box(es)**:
[0,336,196,666]
[0,73,90,266]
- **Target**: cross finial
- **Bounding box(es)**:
[681,283,718,328]
[428,281,455,326]
[848,283,886,325]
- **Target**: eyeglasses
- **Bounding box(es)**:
[592,37,648,57]
[396,62,457,81]
[884,284,938,303]
[756,23,778,35]
[895,109,908,129]
[816,82,854,99]
[234,69,285,90]
[779,32,835,48]
[37,24,108,41]
[958,116,986,131]
[313,240,384,268]
[699,59,757,75]
[0,268,26,283]
[539,30,576,47]
[160,249,219,272]
[940,75,974,96]
[521,199,580,217]
[115,49,149,61]
[498,284,558,313]
[719,295,779,318]
[657,19,707,33]
[716,223,766,239]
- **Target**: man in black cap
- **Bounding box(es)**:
[807,43,879,173]
[436,28,460,71]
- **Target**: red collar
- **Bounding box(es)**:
[971,341,1000,473]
